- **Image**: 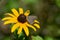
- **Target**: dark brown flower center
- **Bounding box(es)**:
[17,14,27,23]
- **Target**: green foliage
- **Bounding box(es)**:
[8,0,19,9]
[44,36,54,40]
[56,0,60,7]
[3,36,10,40]
[24,0,38,4]
[32,36,43,40]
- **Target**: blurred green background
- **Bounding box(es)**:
[0,0,60,40]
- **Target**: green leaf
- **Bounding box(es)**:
[32,35,43,40]
[44,36,54,40]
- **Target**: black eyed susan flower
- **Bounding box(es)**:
[2,8,40,36]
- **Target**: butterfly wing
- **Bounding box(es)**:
[27,16,37,24]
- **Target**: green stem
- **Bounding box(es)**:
[14,30,24,40]
[22,30,32,40]
[13,30,32,40]
[25,35,32,40]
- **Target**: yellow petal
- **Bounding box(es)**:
[19,23,29,36]
[19,8,23,14]
[25,22,36,31]
[22,24,29,36]
[4,20,17,25]
[24,10,30,16]
[5,13,16,17]
[11,8,19,17]
[10,18,17,22]
[11,23,19,33]
[34,20,39,23]
[17,27,22,34]
[4,21,12,25]
[2,17,12,21]
[34,24,40,28]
